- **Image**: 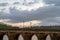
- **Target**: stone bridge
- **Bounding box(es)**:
[0,27,60,40]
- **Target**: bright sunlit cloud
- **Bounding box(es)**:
[0,19,42,28]
[0,0,54,13]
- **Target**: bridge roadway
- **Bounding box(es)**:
[0,27,60,40]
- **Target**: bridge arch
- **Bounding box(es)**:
[0,33,9,40]
[18,35,24,40]
[13,34,24,40]
[46,35,51,40]
[3,35,9,40]
[31,34,38,40]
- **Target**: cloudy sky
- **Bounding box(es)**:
[0,0,60,28]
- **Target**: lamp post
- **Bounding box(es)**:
[30,21,32,28]
[23,20,24,28]
[23,17,24,28]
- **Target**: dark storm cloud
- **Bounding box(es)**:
[0,3,8,6]
[41,17,60,26]
[13,2,20,5]
[0,5,60,24]
[44,0,60,6]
